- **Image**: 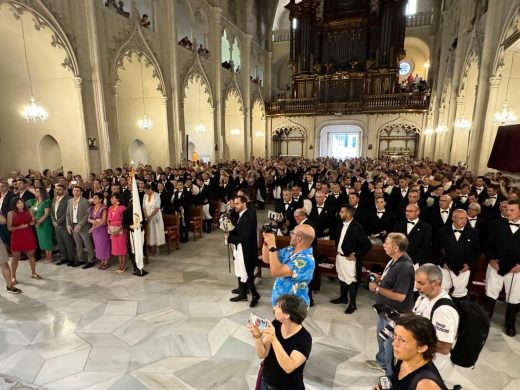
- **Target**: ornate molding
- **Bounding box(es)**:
[224,72,244,114]
[4,0,79,76]
[112,20,166,96]
[378,123,420,137]
[182,53,214,107]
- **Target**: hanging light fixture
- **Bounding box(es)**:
[435,123,448,134]
[137,57,152,131]
[493,53,517,126]
[255,130,264,138]
[454,116,471,131]
[20,17,47,123]
[230,128,240,136]
[424,127,434,135]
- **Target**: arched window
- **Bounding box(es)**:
[231,37,241,70]
[221,30,231,62]
[405,0,417,15]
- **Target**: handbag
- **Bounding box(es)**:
[108,225,122,235]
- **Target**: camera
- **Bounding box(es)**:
[373,304,401,341]
[261,222,278,234]
[369,274,378,282]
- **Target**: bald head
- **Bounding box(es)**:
[294,224,315,246]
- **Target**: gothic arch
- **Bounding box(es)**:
[3,0,80,76]
[112,22,166,96]
[272,124,307,157]
[459,29,481,97]
[492,4,520,77]
[182,54,214,107]
[225,75,244,114]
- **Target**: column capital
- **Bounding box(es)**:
[489,76,502,88]
[73,77,83,89]
[161,95,168,105]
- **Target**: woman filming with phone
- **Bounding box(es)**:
[248,294,312,390]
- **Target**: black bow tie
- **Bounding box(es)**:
[377,211,384,215]
[407,221,415,225]
[441,210,449,214]
[489,196,497,199]
[469,218,477,221]
[453,229,463,234]
[510,223,520,228]
[285,203,290,206]
[317,206,323,209]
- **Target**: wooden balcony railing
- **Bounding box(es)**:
[272,29,290,42]
[406,11,433,27]
[266,92,430,116]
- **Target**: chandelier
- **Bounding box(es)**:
[435,124,448,134]
[255,130,264,138]
[195,123,206,133]
[137,57,152,131]
[20,18,47,123]
[424,127,433,135]
[230,128,240,136]
[454,117,471,131]
[493,53,517,126]
[493,102,517,126]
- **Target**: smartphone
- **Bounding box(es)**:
[249,312,268,331]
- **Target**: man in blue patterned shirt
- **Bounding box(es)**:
[261,224,315,306]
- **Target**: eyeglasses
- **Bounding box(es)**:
[392,334,410,345]
[290,231,301,238]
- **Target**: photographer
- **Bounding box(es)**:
[248,294,312,390]
[413,264,459,376]
[262,224,315,307]
[366,233,415,376]
[372,315,448,390]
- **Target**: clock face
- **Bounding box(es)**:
[399,61,412,76]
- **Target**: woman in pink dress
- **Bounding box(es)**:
[88,193,111,270]
[7,197,39,283]
[108,193,127,273]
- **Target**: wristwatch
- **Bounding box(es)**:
[269,247,278,252]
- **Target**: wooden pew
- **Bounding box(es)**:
[163,214,180,253]
[189,206,204,240]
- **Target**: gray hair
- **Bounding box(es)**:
[294,208,308,218]
[386,232,409,252]
[416,263,443,285]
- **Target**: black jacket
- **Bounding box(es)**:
[308,202,335,238]
[333,219,372,280]
[486,218,520,276]
[392,219,432,265]
[436,225,481,273]
[227,208,258,275]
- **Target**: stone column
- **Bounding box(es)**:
[449,96,465,163]
[477,76,502,173]
[166,0,181,165]
[84,0,112,170]
[242,34,252,161]
[210,7,224,161]
[73,77,92,175]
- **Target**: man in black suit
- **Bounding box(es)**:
[482,184,505,217]
[471,176,488,204]
[274,189,297,234]
[16,179,35,202]
[348,192,369,228]
[172,180,192,242]
[326,182,347,214]
[331,205,372,314]
[436,209,480,300]
[291,185,304,208]
[196,177,213,233]
[368,197,395,243]
[51,184,76,266]
[484,200,520,337]
[428,194,453,251]
[301,173,316,199]
[395,190,428,221]
[309,192,335,239]
[227,195,260,307]
[467,202,487,248]
[389,177,409,212]
[219,175,234,208]
[392,203,432,268]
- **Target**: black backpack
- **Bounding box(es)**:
[431,298,490,368]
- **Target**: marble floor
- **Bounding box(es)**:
[1,217,519,390]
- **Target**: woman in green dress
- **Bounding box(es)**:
[27,187,54,263]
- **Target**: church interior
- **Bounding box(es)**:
[1,0,520,389]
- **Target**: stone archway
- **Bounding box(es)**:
[129,139,149,165]
[224,88,245,160]
[39,135,62,172]
[251,98,266,158]
[319,124,363,158]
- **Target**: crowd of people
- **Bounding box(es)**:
[1,156,519,388]
[178,36,210,58]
